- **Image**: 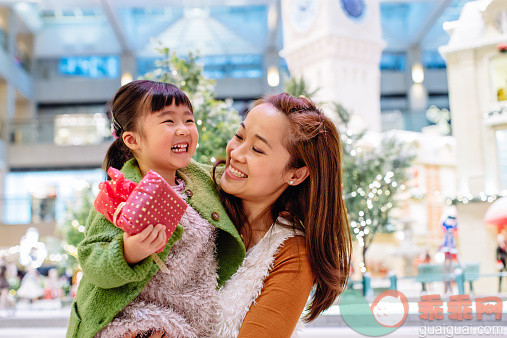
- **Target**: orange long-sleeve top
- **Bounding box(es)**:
[237,236,315,338]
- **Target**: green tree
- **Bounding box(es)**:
[143,47,242,164]
[55,186,94,270]
[284,76,320,99]
[285,78,415,273]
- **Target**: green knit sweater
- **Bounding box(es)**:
[66,159,245,338]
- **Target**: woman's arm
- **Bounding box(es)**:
[238,236,314,338]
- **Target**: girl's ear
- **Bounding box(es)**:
[287,166,309,186]
[122,131,141,152]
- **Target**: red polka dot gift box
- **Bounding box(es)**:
[94,167,187,244]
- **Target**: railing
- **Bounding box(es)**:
[0,27,7,52]
[349,269,507,300]
[2,196,57,225]
[9,113,113,145]
[15,48,31,72]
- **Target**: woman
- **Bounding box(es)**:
[213,93,352,337]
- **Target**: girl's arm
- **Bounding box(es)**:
[77,209,182,289]
[238,236,314,338]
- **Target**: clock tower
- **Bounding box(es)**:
[281,0,384,131]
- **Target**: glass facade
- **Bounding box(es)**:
[380,52,407,71]
[422,50,446,69]
[3,169,104,225]
[138,54,264,80]
[58,55,119,78]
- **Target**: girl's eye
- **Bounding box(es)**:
[253,147,264,154]
[235,134,243,141]
[163,120,174,124]
[186,119,195,123]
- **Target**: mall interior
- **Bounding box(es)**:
[0,0,506,336]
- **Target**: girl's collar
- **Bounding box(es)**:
[172,177,185,192]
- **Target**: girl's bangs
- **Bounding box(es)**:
[147,83,193,113]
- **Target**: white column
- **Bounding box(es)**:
[457,202,497,294]
[263,0,282,94]
[120,52,137,84]
[407,47,428,130]
[0,81,14,223]
[280,0,384,131]
[446,51,484,195]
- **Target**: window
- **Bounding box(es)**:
[496,129,507,190]
[423,50,446,69]
[380,52,406,71]
[138,54,263,79]
[495,10,507,34]
[490,55,507,102]
[3,169,103,224]
[58,55,119,78]
[0,27,6,51]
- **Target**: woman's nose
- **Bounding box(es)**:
[229,143,246,163]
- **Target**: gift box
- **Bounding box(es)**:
[94,167,187,244]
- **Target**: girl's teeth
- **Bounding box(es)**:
[172,144,188,153]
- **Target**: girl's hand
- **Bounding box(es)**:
[123,224,167,264]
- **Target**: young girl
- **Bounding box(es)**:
[66,80,245,338]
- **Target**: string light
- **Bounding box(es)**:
[411,190,507,205]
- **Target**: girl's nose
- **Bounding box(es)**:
[176,128,189,136]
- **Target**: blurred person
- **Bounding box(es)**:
[213,93,352,337]
[0,258,10,309]
[438,212,464,296]
[497,231,507,292]
[16,266,44,303]
[67,80,244,338]
[43,268,62,299]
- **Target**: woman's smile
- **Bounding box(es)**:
[226,165,248,179]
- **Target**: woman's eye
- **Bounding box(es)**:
[235,134,243,141]
[253,147,264,154]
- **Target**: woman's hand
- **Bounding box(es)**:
[123,224,167,264]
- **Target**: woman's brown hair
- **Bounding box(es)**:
[104,80,193,171]
[214,93,352,322]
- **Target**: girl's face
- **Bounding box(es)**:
[221,103,297,207]
[131,103,198,176]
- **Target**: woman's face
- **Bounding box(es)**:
[221,103,295,207]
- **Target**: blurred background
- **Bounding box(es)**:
[0,0,506,336]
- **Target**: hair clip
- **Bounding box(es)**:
[111,114,122,140]
[111,126,119,140]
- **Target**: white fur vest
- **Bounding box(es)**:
[213,217,304,337]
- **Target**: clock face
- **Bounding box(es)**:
[340,0,366,21]
[290,0,318,33]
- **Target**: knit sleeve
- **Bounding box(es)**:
[237,236,314,338]
[77,209,182,289]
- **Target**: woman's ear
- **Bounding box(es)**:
[287,166,309,186]
[122,131,141,152]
